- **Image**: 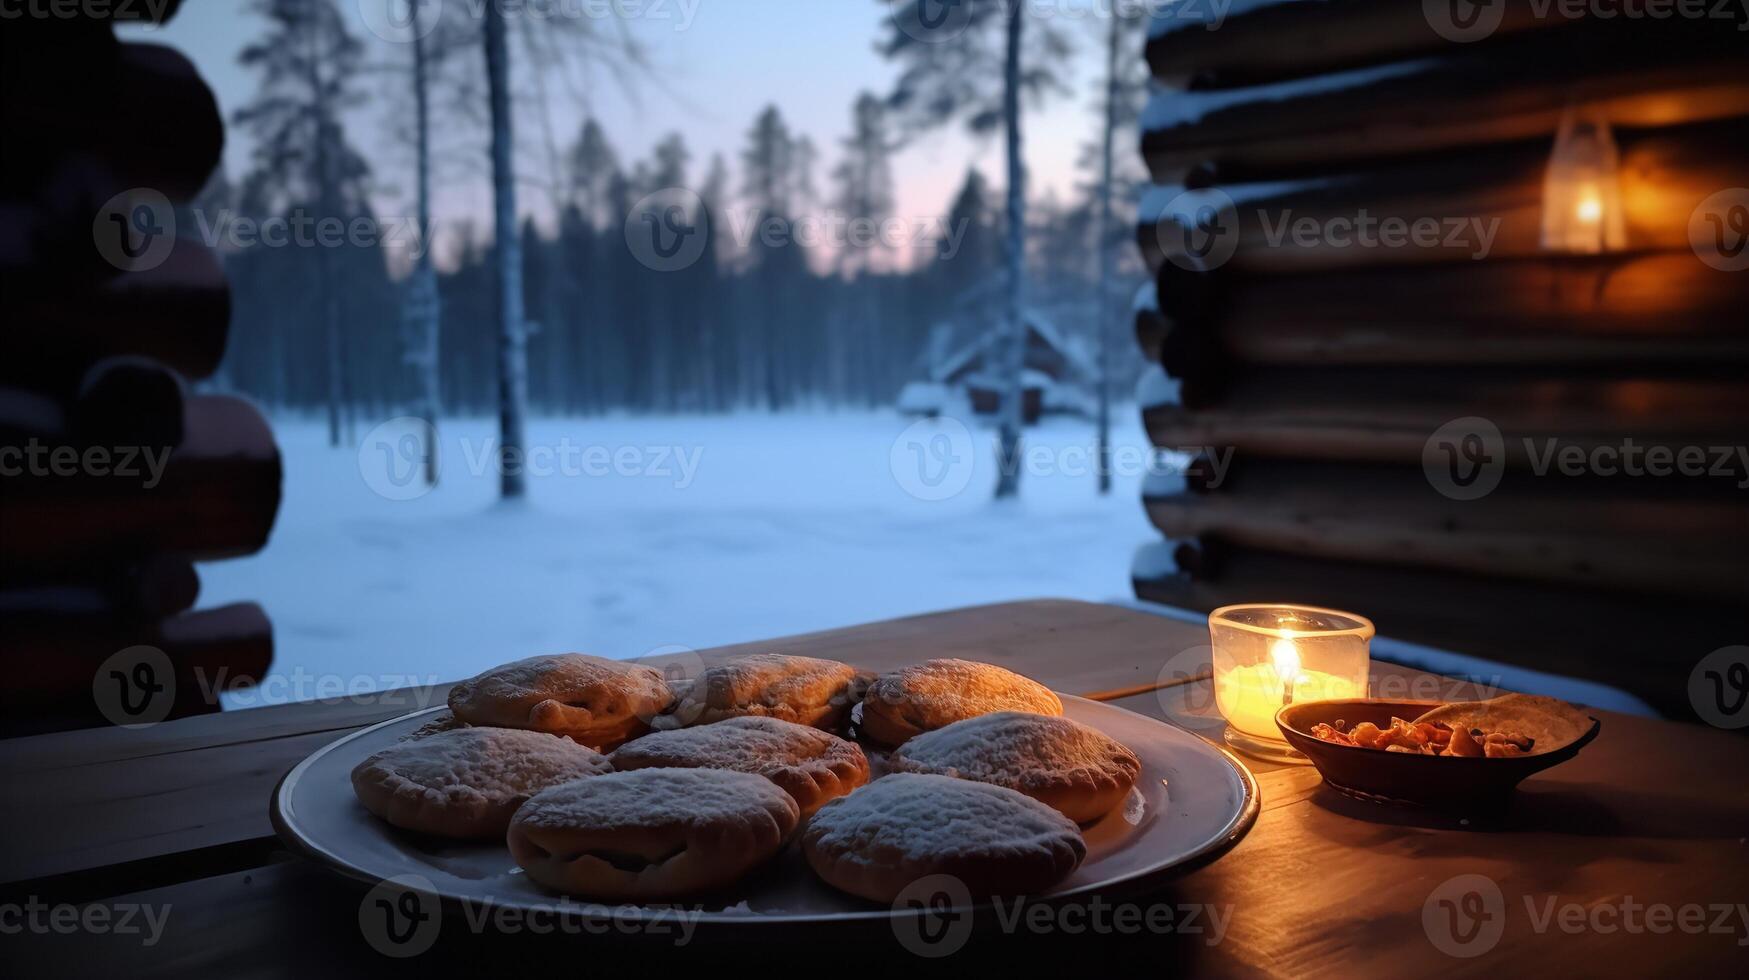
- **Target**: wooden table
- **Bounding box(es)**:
[3,600,1745,975]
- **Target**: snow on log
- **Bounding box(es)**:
[1142,18,1749,182]
[1147,0,1574,89]
[1143,369,1749,464]
[1134,363,1179,411]
[1139,119,1742,274]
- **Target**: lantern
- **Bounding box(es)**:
[1541,106,1626,254]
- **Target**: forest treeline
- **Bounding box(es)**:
[199,154,1122,416]
[194,1,1150,445]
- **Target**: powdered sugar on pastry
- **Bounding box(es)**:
[656,654,869,731]
[508,768,800,901]
[886,711,1141,823]
[859,658,1062,745]
[515,767,788,833]
[351,726,612,839]
[803,773,1085,902]
[610,716,869,816]
[447,653,673,749]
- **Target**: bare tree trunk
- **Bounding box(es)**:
[306,25,343,448]
[484,6,528,499]
[1094,10,1121,496]
[994,0,1026,499]
[320,241,343,447]
[411,6,441,485]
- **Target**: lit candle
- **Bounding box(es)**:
[1273,637,1300,705]
[1208,605,1373,764]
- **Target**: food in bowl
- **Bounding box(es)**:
[1306,693,1590,758]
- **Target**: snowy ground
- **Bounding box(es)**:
[206,410,1165,707]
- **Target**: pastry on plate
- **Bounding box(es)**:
[351,726,612,839]
[611,716,869,816]
[508,768,801,901]
[885,711,1140,823]
[803,773,1085,903]
[656,653,869,731]
[859,658,1062,746]
[447,653,673,749]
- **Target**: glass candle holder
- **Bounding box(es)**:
[1209,604,1374,764]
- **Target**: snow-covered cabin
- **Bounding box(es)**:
[901,306,1097,424]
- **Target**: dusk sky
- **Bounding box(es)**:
[125,1,1129,267]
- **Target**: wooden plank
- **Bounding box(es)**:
[1143,368,1749,464]
[9,659,1746,974]
[1145,0,1568,89]
[1142,460,1748,602]
[1146,253,1749,375]
[1141,17,1749,181]
[0,601,1201,887]
[1109,666,1749,978]
[1140,121,1743,274]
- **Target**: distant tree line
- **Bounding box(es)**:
[199,1,1150,434]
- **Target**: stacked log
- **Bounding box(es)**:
[1135,3,1749,720]
[0,7,280,734]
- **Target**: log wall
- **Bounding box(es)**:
[1,8,281,734]
[1135,3,1749,721]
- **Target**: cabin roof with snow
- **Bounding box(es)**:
[929,306,1097,389]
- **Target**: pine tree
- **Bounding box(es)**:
[234,0,369,447]
[741,106,802,408]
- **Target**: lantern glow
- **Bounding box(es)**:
[1542,106,1626,254]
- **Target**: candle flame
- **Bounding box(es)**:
[1576,196,1603,224]
[1270,637,1301,685]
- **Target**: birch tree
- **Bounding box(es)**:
[481,4,528,497]
[386,0,473,484]
[881,0,1072,498]
[1090,8,1149,494]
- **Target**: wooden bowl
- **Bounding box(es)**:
[1276,699,1601,810]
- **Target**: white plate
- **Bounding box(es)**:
[272,695,1259,924]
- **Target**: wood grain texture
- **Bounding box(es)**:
[5,638,1744,973]
[1143,368,1749,462]
[1141,121,1744,274]
[1109,662,1749,977]
[1142,17,1749,181]
[1146,254,1749,376]
[1144,0,1567,89]
[1141,459,1748,601]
